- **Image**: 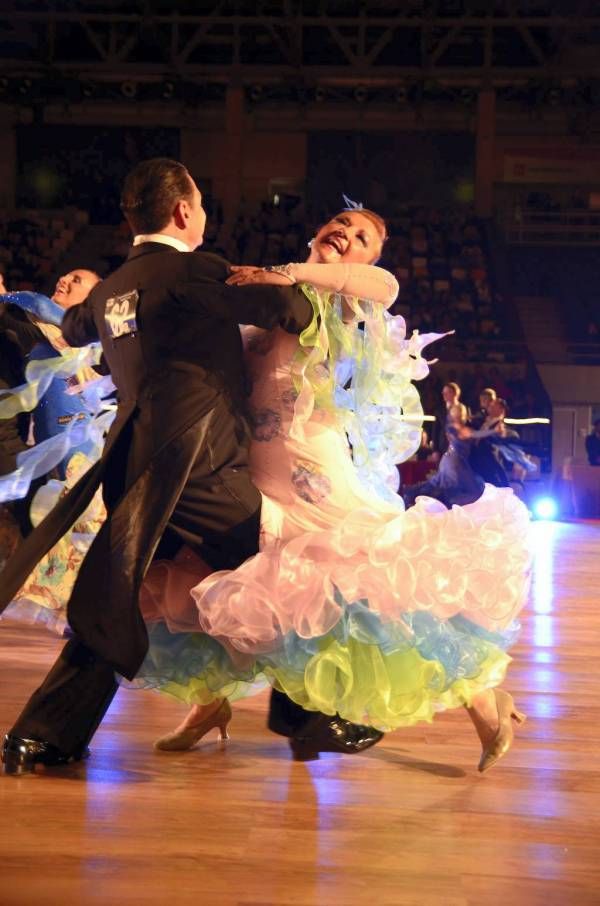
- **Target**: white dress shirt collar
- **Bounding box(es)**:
[132,233,191,253]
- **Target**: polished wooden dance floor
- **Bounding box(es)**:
[1,520,599,906]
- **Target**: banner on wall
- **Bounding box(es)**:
[503,148,600,184]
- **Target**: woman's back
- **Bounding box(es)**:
[243,325,393,542]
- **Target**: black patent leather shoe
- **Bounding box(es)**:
[289,715,383,761]
[1,734,91,775]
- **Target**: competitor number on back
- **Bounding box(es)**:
[105,289,140,339]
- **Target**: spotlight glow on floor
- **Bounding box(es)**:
[532,497,558,520]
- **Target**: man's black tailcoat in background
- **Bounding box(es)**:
[0,244,312,753]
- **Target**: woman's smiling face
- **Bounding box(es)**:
[311,211,384,265]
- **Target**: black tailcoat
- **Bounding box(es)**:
[0,244,311,680]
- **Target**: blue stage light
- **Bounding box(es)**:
[532,497,558,520]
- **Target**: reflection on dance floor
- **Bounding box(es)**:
[1,520,599,904]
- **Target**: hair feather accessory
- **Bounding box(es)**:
[342,194,364,211]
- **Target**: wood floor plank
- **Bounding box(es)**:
[1,520,599,906]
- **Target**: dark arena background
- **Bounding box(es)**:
[1,3,599,904]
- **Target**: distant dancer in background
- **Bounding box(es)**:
[0,269,101,480]
[0,321,28,566]
[468,397,512,488]
[442,381,464,417]
[585,418,600,466]
[433,381,466,455]
[403,388,484,509]
[470,387,497,430]
[0,270,100,354]
[414,429,438,463]
[0,316,28,476]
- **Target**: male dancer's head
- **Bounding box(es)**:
[487,397,508,422]
[120,158,206,251]
[479,387,496,414]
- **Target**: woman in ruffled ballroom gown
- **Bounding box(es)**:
[137,206,530,772]
[0,289,113,628]
[0,273,104,491]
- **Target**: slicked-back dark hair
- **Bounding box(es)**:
[120,158,194,234]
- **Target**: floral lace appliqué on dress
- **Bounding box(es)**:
[250,408,281,442]
[291,461,332,504]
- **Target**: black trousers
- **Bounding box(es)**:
[10,637,118,754]
[7,499,281,752]
[11,656,321,751]
[268,688,317,737]
[8,481,316,750]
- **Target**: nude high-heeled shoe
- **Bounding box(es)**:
[474,688,527,774]
[154,699,232,752]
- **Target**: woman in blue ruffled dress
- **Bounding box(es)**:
[0,277,113,629]
[402,397,485,509]
[0,270,108,498]
[402,394,535,511]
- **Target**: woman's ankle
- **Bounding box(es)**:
[466,689,500,743]
[182,699,225,729]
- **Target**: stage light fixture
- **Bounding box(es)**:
[181,82,203,108]
[547,87,561,106]
[121,80,138,99]
[532,497,558,521]
[249,84,263,101]
[162,81,175,99]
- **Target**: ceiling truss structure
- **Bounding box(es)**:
[2,2,600,108]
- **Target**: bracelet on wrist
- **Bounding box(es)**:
[263,263,297,284]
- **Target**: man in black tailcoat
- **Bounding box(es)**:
[1,159,381,773]
[468,397,512,488]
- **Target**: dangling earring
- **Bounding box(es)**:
[307,238,315,249]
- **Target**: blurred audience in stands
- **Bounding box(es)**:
[0,209,88,292]
[383,206,508,357]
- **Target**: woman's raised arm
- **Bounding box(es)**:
[227,262,399,308]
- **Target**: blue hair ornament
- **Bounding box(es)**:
[342,194,364,211]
